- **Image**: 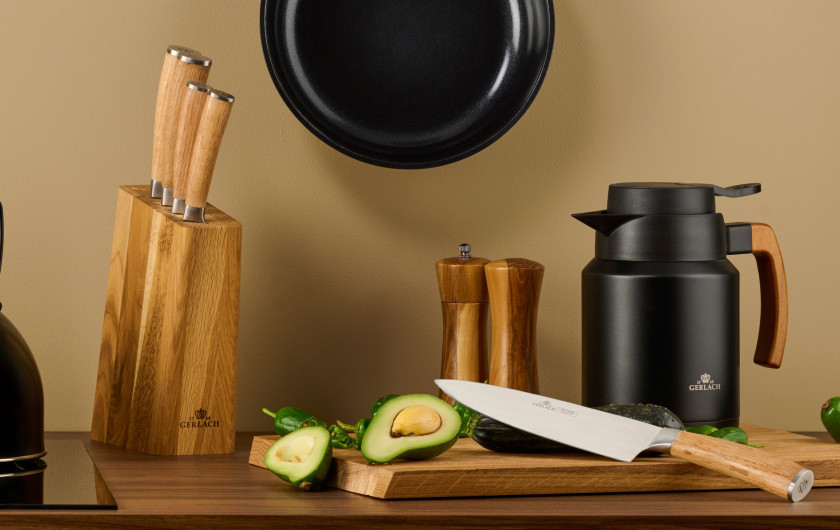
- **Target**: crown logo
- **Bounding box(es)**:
[195,408,207,420]
[700,373,711,384]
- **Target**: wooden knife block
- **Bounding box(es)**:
[91,185,241,455]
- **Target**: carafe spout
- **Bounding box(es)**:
[572,210,641,236]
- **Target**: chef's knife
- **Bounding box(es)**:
[183,88,235,223]
[151,46,212,200]
[435,379,813,502]
[171,81,212,215]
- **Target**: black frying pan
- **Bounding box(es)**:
[260,0,555,169]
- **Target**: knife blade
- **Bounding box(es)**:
[151,46,212,200]
[171,81,212,215]
[435,379,813,502]
[183,88,235,223]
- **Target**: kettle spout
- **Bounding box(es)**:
[572,210,641,235]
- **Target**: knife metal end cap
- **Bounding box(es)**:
[150,180,164,199]
[183,205,206,224]
[209,89,235,103]
[187,81,213,93]
[171,198,186,215]
[178,51,212,67]
[167,45,200,57]
[788,469,814,502]
[161,188,174,207]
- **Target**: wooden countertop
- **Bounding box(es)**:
[2,432,840,528]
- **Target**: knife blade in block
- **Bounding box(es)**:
[183,88,235,223]
[171,81,212,215]
[151,47,211,201]
[435,379,814,502]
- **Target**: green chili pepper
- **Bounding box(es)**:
[262,407,326,436]
[686,425,764,448]
[336,418,372,449]
[353,418,371,449]
[328,424,355,449]
[453,401,481,438]
[685,425,719,436]
[371,394,399,417]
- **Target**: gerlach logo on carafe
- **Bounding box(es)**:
[689,373,721,391]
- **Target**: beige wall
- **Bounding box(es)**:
[1,1,838,433]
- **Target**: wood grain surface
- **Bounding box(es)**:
[436,253,490,403]
[185,93,234,209]
[750,223,788,368]
[249,424,840,499]
[3,432,840,529]
[486,258,543,393]
[152,55,211,191]
[91,185,240,456]
[172,83,210,202]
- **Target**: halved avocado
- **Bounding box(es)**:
[264,426,332,490]
[360,393,461,464]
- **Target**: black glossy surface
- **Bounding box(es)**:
[0,310,44,462]
[0,440,116,509]
[261,0,554,168]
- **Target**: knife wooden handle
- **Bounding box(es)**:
[185,90,235,209]
[669,430,813,502]
[172,82,212,202]
[486,258,543,393]
[152,49,211,191]
[436,246,490,404]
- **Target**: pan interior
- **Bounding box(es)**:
[262,0,554,168]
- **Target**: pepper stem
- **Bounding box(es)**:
[262,408,276,419]
[335,419,356,433]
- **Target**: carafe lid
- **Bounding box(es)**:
[607,182,761,215]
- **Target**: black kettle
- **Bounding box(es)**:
[573,183,787,427]
[0,202,46,462]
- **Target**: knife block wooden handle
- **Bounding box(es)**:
[91,185,241,455]
[486,258,544,393]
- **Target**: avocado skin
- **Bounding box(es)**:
[361,394,461,464]
[264,426,333,490]
[471,403,684,454]
[395,434,459,460]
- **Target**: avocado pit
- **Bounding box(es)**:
[390,405,442,437]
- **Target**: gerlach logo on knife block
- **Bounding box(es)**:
[180,408,220,429]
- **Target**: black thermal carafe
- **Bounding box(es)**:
[573,183,787,427]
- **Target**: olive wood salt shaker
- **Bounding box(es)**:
[436,244,490,404]
[486,258,544,393]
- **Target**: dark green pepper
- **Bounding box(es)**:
[453,401,481,438]
[262,407,326,436]
[328,424,355,449]
[371,394,399,417]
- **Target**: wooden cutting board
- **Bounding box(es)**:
[249,424,840,499]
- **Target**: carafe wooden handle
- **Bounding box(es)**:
[750,223,788,368]
[486,258,544,393]
[727,222,788,368]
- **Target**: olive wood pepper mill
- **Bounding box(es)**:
[486,258,544,393]
[436,244,490,404]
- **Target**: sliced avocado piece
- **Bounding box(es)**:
[264,426,332,490]
[360,393,461,464]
